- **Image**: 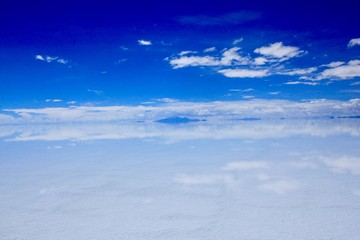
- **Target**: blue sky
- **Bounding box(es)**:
[1,0,360,110]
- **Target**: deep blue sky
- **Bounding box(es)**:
[1,0,360,108]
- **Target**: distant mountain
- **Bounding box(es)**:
[155,117,206,124]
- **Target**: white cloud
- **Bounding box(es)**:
[220,47,250,65]
[169,56,219,69]
[35,55,68,64]
[348,38,360,48]
[35,55,45,61]
[254,42,304,61]
[56,59,68,64]
[242,95,255,99]
[45,99,63,102]
[259,180,298,194]
[115,59,127,64]
[88,89,103,95]
[204,47,216,53]
[169,47,249,69]
[179,50,197,56]
[222,161,269,171]
[138,40,152,46]
[319,60,360,80]
[253,57,268,65]
[233,38,243,45]
[219,68,268,78]
[277,67,317,76]
[284,81,319,86]
[269,91,280,95]
[350,81,360,86]
[321,61,345,68]
[155,98,178,103]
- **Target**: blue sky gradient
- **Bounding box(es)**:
[0,0,360,110]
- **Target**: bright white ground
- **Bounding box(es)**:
[1,119,359,240]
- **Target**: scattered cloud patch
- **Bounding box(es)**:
[254,42,304,61]
[155,98,178,103]
[219,68,268,78]
[169,47,249,69]
[269,91,280,95]
[204,47,216,53]
[277,67,317,76]
[179,50,198,56]
[253,57,268,65]
[35,55,69,64]
[169,56,219,69]
[233,38,243,45]
[138,40,152,46]
[318,60,360,80]
[45,99,62,102]
[115,59,127,64]
[348,38,360,48]
[321,61,345,68]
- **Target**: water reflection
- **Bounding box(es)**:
[1,118,360,142]
[0,119,359,239]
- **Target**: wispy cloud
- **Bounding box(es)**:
[284,81,319,86]
[321,61,345,68]
[177,11,260,26]
[348,38,360,48]
[45,99,62,102]
[277,67,317,76]
[233,38,243,45]
[35,55,69,64]
[204,47,216,53]
[87,89,103,96]
[138,40,152,46]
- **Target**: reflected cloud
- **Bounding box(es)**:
[258,180,299,195]
[321,155,360,175]
[222,161,269,171]
[1,99,360,124]
[1,118,359,142]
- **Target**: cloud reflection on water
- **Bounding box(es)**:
[1,118,359,142]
